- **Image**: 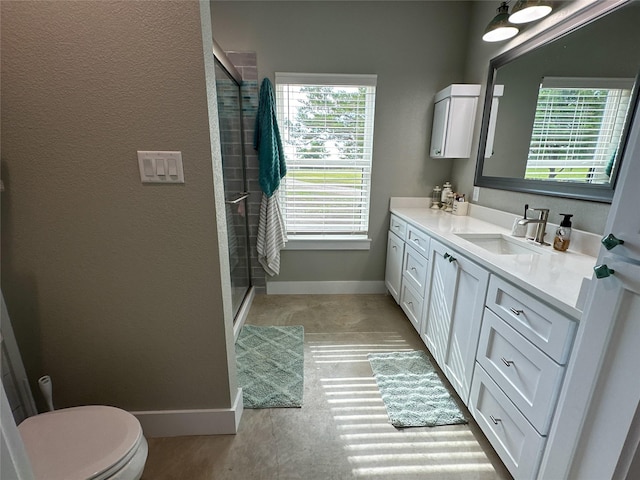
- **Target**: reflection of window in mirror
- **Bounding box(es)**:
[525,77,633,184]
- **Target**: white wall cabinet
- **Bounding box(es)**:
[430,84,481,158]
[421,238,489,404]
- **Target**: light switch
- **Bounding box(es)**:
[156,159,166,176]
[167,158,178,176]
[143,158,154,176]
[137,151,184,184]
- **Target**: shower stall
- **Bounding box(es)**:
[213,42,254,329]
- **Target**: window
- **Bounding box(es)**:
[275,73,377,244]
[525,77,633,183]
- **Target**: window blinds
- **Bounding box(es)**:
[275,73,377,236]
[525,77,633,183]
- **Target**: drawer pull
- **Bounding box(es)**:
[501,357,514,367]
[510,307,524,316]
[490,415,502,425]
[407,301,414,308]
[392,245,397,250]
[413,238,420,245]
[411,266,417,272]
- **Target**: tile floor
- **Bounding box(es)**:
[141,294,512,480]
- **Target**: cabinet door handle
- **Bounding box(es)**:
[594,264,615,279]
[501,357,514,367]
[490,415,501,425]
[443,252,456,263]
[601,233,624,251]
[510,307,524,316]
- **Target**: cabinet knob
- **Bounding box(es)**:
[444,252,457,263]
[601,233,625,251]
[490,415,502,425]
[594,264,615,279]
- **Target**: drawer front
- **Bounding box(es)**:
[478,309,564,434]
[389,214,407,241]
[487,276,576,363]
[406,224,431,259]
[470,365,546,480]
[400,280,423,332]
[402,245,429,294]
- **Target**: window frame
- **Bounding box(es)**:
[275,72,377,250]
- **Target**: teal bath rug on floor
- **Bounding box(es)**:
[368,350,467,428]
[236,325,304,408]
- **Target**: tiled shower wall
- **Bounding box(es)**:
[226,52,266,293]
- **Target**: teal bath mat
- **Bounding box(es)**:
[368,350,467,427]
[236,325,304,408]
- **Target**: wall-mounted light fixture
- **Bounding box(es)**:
[482,2,519,42]
[509,0,552,24]
[482,0,553,42]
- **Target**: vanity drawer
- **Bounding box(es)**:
[402,245,429,294]
[390,214,407,240]
[406,224,431,259]
[470,365,546,480]
[400,279,423,332]
[486,276,576,364]
[478,309,564,434]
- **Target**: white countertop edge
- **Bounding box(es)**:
[389,201,598,320]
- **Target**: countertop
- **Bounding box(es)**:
[390,201,597,320]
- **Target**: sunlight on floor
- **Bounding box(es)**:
[312,335,498,478]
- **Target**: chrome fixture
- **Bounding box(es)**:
[483,2,519,43]
[509,0,552,24]
[518,207,550,245]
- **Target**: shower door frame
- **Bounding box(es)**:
[213,41,255,337]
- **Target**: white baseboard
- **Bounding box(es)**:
[266,280,387,295]
[133,388,243,437]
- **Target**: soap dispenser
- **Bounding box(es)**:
[553,214,573,252]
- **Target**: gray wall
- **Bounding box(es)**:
[211,1,472,284]
[1,1,236,411]
[451,0,614,234]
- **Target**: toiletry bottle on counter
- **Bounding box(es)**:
[553,214,573,252]
[441,182,452,210]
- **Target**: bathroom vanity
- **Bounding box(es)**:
[385,197,597,479]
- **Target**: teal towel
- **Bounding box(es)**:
[254,78,286,197]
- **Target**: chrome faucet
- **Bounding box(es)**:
[518,208,550,245]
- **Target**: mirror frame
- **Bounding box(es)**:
[474,3,640,204]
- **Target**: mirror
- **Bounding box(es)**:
[475,2,640,203]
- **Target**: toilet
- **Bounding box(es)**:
[17,405,148,480]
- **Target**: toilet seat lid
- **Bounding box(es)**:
[18,405,142,480]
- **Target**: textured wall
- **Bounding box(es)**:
[1,1,234,411]
[211,1,472,283]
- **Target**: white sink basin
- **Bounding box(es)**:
[455,233,548,256]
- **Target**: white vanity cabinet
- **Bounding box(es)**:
[385,215,407,303]
[399,225,431,332]
[430,84,481,158]
[421,238,489,404]
[470,276,577,480]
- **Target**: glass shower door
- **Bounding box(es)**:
[214,59,252,320]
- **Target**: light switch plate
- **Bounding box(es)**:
[137,151,184,184]
[472,186,480,202]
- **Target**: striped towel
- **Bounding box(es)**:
[256,190,287,276]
